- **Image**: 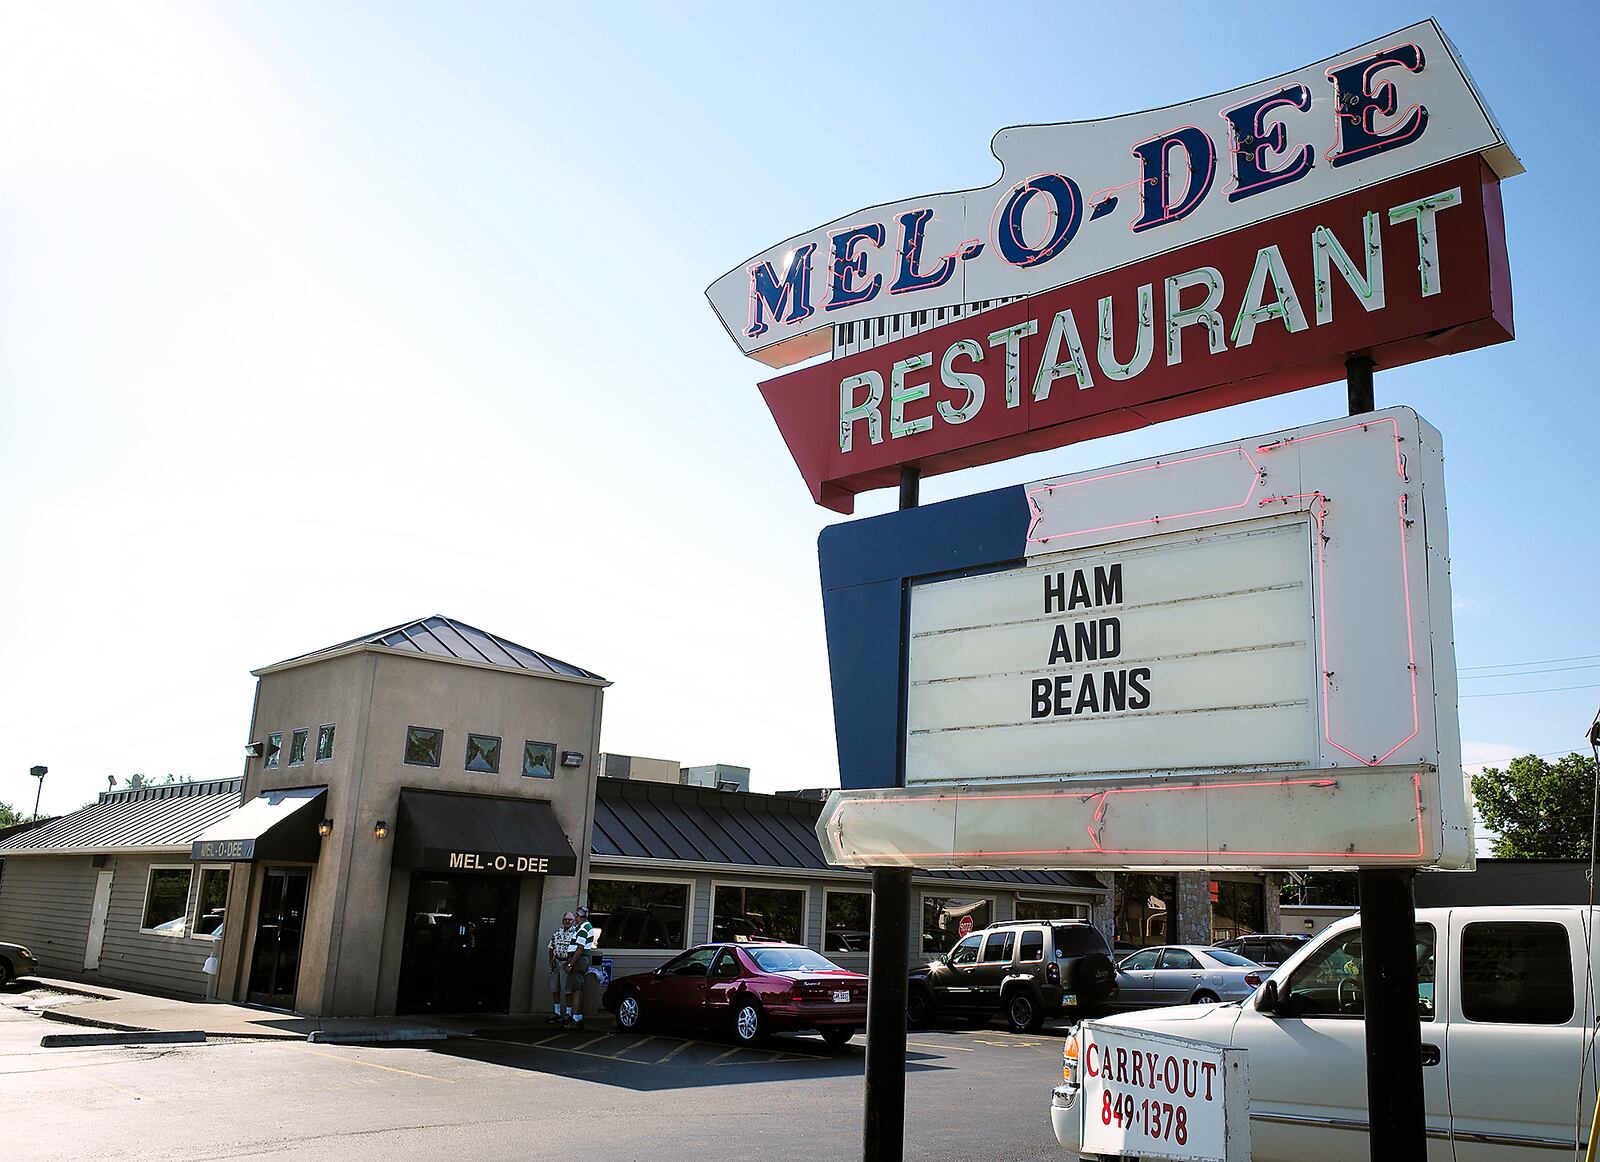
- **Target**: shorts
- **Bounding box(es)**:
[564,957,590,991]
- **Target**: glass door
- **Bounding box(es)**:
[247,868,310,1008]
[396,871,520,1014]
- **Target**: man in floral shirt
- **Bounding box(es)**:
[547,911,577,1023]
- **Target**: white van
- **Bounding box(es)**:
[1050,906,1599,1159]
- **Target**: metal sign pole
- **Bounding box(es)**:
[862,466,919,1162]
[1347,356,1427,1161]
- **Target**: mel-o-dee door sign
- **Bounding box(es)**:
[709,22,1518,873]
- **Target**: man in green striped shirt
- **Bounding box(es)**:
[564,905,597,1027]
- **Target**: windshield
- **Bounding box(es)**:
[749,947,844,973]
[1204,949,1258,967]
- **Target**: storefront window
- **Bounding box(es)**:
[141,867,192,935]
[264,732,281,769]
[825,891,871,953]
[405,726,443,767]
[465,733,501,774]
[1115,874,1176,949]
[1211,879,1265,942]
[288,729,308,766]
[711,885,803,944]
[316,724,335,762]
[522,740,556,779]
[1016,899,1090,922]
[193,867,230,938]
[922,896,992,955]
[588,879,689,950]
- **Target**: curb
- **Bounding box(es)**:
[307,1027,450,1044]
[41,1030,206,1048]
[19,978,122,1002]
[33,1008,147,1033]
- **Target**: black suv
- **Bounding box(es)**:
[907,919,1116,1033]
[1211,933,1308,968]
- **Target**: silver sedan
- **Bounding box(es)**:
[1108,944,1264,1009]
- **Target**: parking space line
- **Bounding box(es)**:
[656,1038,695,1063]
[78,1072,164,1101]
[907,1040,974,1052]
[301,1048,453,1083]
[609,1036,653,1058]
[531,1032,567,1046]
[706,1047,742,1064]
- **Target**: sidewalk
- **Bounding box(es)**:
[18,976,613,1042]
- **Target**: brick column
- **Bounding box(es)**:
[1176,872,1213,945]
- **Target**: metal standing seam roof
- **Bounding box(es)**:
[257,615,605,682]
[591,780,1106,892]
[0,778,244,855]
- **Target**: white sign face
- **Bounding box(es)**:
[1078,1022,1248,1162]
[907,520,1316,783]
[816,406,1471,871]
[708,19,1517,366]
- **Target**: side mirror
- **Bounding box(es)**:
[1257,980,1280,1014]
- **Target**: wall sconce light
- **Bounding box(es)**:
[243,742,263,758]
[373,820,389,841]
[560,751,584,768]
[317,818,334,838]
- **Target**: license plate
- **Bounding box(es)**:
[1062,994,1078,1007]
[833,990,851,1003]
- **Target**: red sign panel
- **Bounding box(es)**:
[760,156,1510,513]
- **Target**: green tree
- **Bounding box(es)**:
[0,801,22,828]
[1472,752,1599,859]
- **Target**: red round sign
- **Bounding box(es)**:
[957,914,974,938]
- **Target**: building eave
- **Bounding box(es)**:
[252,643,612,688]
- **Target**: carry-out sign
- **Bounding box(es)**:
[815,407,1471,871]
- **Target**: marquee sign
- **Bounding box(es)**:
[814,407,1471,870]
[709,20,1516,369]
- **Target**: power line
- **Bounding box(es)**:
[1461,683,1600,700]
[1460,652,1600,673]
[1462,663,1600,680]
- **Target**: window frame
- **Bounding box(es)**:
[139,864,195,937]
[190,865,231,941]
[946,933,983,966]
[464,732,502,774]
[264,732,282,770]
[823,888,872,955]
[1160,948,1202,970]
[287,728,308,767]
[1459,920,1575,1026]
[403,725,444,768]
[981,930,1017,964]
[708,879,808,948]
[1282,922,1437,1022]
[315,723,335,763]
[920,892,995,957]
[586,874,695,953]
[1018,929,1045,963]
[522,739,557,780]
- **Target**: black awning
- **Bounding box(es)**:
[190,786,327,862]
[396,789,578,876]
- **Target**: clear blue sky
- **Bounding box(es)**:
[0,2,1593,825]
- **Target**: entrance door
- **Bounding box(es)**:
[84,869,114,970]
[396,872,521,1014]
[248,868,310,1008]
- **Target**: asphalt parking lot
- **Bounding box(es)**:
[2,989,1072,1161]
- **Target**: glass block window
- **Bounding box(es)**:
[465,733,501,774]
[522,740,556,779]
[264,732,282,770]
[404,726,443,767]
[288,729,308,766]
[316,724,335,762]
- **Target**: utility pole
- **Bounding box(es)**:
[1346,356,1427,1161]
[861,465,919,1162]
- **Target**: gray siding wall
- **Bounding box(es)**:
[0,856,96,975]
[95,856,216,998]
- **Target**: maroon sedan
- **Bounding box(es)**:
[602,942,867,1046]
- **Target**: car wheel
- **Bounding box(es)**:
[1005,990,1043,1033]
[615,990,644,1031]
[733,999,766,1045]
[820,1025,855,1047]
[906,987,934,1029]
[1192,990,1220,1005]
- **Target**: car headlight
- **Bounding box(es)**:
[17,947,33,960]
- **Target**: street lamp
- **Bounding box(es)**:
[28,766,46,820]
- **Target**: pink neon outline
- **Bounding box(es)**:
[860,773,1426,861]
[1258,416,1405,478]
[745,243,816,339]
[989,172,1082,269]
[1322,43,1428,167]
[824,221,886,313]
[1125,124,1219,234]
[1025,447,1259,544]
[1219,83,1315,199]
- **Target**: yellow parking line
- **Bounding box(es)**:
[79,1073,163,1101]
[301,1048,452,1083]
[908,1040,974,1052]
[532,1032,567,1046]
[657,1039,695,1063]
[707,1047,743,1064]
[611,1036,654,1058]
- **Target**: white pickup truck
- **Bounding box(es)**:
[1051,906,1599,1159]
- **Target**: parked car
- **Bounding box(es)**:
[1050,906,1600,1159]
[0,940,38,986]
[601,942,866,1046]
[909,919,1117,1033]
[1211,932,1309,968]
[1107,944,1264,1008]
